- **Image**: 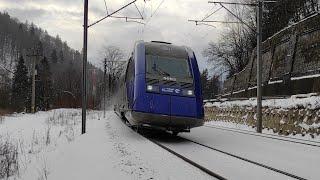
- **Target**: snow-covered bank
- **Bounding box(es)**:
[205,120,320,142]
[0,109,213,180]
[0,109,93,179]
[205,94,320,110]
[204,95,320,138]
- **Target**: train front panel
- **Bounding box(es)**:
[126,41,204,132]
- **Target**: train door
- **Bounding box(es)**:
[126,57,135,109]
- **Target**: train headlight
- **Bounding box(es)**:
[182,89,194,96]
[147,85,153,91]
[146,85,160,92]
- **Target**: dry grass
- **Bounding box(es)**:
[37,159,49,180]
[0,109,13,116]
[0,136,19,179]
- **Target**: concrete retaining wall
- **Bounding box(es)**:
[222,13,320,98]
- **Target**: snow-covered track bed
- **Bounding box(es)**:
[180,126,320,180]
[180,137,305,180]
[147,137,226,180]
[204,125,320,147]
[141,132,298,180]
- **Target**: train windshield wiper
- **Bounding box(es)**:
[152,65,171,77]
[157,67,171,77]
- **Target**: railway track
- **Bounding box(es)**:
[142,130,307,180]
[147,137,227,180]
[118,113,308,179]
[117,114,226,179]
[179,136,307,180]
[204,124,320,148]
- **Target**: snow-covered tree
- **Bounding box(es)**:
[11,56,29,111]
[36,56,53,110]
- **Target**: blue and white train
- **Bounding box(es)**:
[115,41,204,135]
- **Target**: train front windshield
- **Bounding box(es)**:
[146,55,192,80]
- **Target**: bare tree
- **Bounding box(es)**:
[100,46,126,99]
[101,45,126,77]
[203,0,256,78]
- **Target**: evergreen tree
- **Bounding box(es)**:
[59,50,64,63]
[200,69,210,99]
[50,49,58,63]
[36,56,53,110]
[200,69,221,99]
[11,56,29,111]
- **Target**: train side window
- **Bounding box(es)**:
[126,57,134,81]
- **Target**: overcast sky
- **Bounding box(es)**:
[0,0,227,71]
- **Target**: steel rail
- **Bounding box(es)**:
[181,137,307,180]
[117,113,226,180]
[117,112,306,179]
[204,124,320,147]
[147,137,227,180]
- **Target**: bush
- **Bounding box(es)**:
[0,136,19,179]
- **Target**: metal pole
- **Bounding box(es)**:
[256,0,263,133]
[31,56,36,113]
[108,73,111,102]
[103,58,106,118]
[82,0,88,134]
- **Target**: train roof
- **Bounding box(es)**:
[144,41,189,59]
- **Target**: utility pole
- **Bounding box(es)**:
[81,0,145,134]
[82,0,88,134]
[256,0,263,133]
[103,58,107,118]
[191,0,277,133]
[108,73,111,102]
[27,47,41,114]
[31,56,36,113]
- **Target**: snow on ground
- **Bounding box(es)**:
[180,125,320,180]
[205,94,320,109]
[0,109,213,180]
[0,109,92,179]
[205,119,320,142]
[158,138,293,180]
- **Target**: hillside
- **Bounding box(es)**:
[0,12,101,111]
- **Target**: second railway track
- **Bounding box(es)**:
[118,113,311,180]
[142,131,307,180]
[147,137,227,180]
[179,136,307,180]
[204,124,320,147]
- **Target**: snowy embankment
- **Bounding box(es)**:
[0,109,212,180]
[0,109,90,179]
[205,94,320,110]
[205,120,320,142]
[204,95,320,139]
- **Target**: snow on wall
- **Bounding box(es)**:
[205,95,320,110]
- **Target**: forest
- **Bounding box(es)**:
[0,12,102,113]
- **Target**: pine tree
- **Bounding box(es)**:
[12,56,29,111]
[200,69,210,99]
[37,56,53,110]
[59,50,64,63]
[50,49,58,63]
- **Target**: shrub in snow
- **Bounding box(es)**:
[37,159,49,180]
[0,136,19,179]
[45,126,51,146]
